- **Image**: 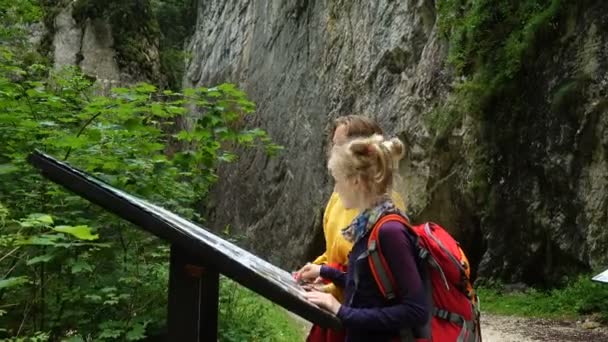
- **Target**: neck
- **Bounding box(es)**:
[357,193,388,212]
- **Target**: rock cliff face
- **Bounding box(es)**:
[184,0,452,269]
[186,0,603,285]
[474,2,608,284]
[52,5,121,91]
[49,3,161,91]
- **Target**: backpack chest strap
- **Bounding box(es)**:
[433,307,465,325]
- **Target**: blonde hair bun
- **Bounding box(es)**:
[382,137,405,162]
[328,134,404,198]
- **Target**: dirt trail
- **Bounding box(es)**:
[481,313,608,342]
[290,311,608,341]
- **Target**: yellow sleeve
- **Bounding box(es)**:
[391,190,407,211]
[313,252,328,265]
[312,192,338,265]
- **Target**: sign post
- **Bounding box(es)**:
[167,246,219,341]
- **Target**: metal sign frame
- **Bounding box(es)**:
[28,151,340,341]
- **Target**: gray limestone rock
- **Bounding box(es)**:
[184,0,608,285]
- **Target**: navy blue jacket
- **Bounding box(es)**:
[321,221,429,341]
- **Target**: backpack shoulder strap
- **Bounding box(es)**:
[367,213,410,300]
[367,214,435,341]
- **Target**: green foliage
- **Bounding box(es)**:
[153,0,197,89]
[0,331,50,342]
[218,278,304,342]
[0,0,42,44]
[431,0,563,136]
[438,0,561,77]
[427,0,566,217]
[478,275,608,321]
[0,2,284,340]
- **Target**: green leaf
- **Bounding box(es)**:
[0,163,18,175]
[141,142,164,153]
[28,213,53,225]
[218,83,238,94]
[111,87,130,95]
[101,160,122,172]
[126,323,146,341]
[39,120,57,127]
[53,225,98,240]
[134,83,157,93]
[149,103,165,117]
[85,294,102,302]
[237,134,254,144]
[71,259,93,274]
[45,135,89,149]
[16,234,61,246]
[0,276,29,289]
[247,128,267,137]
[174,130,194,142]
[193,129,212,141]
[103,298,119,305]
[100,286,117,293]
[98,328,122,339]
[85,128,102,143]
[218,153,237,162]
[122,117,141,130]
[26,253,54,265]
[165,105,186,115]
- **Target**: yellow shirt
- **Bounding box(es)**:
[312,191,406,300]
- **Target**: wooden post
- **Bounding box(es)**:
[168,245,219,341]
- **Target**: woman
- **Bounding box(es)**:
[296,116,405,342]
[298,134,429,342]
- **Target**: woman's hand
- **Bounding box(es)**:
[294,263,322,283]
[301,281,329,292]
[304,290,342,315]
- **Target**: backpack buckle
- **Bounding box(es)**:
[419,248,429,260]
[434,308,450,321]
[368,240,377,252]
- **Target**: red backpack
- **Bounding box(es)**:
[367,214,482,342]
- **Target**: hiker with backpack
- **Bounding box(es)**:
[298,134,430,341]
[299,133,482,341]
[294,115,406,342]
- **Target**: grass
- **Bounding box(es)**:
[262,301,308,341]
[477,275,608,321]
[218,278,305,342]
